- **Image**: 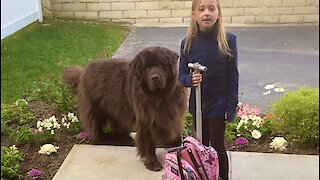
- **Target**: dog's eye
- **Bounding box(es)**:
[158,64,163,68]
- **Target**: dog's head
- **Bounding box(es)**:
[130,47,179,93]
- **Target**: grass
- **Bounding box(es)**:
[1,20,131,103]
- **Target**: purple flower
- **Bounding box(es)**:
[78,131,89,139]
[235,137,249,146]
[28,169,41,179]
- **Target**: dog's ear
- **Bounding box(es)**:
[168,49,179,64]
[130,51,146,80]
[161,48,179,77]
[160,47,179,65]
[62,66,83,95]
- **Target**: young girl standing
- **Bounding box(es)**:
[178,0,239,179]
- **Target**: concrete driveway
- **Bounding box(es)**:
[113,25,319,111]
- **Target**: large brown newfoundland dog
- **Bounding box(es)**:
[62,47,187,171]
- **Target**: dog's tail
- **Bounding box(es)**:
[62,66,82,95]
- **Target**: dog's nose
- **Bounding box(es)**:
[151,74,160,81]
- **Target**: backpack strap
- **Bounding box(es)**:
[177,152,186,180]
[186,147,208,180]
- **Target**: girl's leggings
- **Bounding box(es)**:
[194,117,229,180]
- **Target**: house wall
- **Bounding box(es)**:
[42,0,319,26]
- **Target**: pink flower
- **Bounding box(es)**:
[237,104,261,118]
[235,137,249,146]
[77,131,89,139]
[28,169,41,179]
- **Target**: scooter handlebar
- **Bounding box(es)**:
[188,62,207,72]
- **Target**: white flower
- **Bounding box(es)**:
[52,120,60,129]
[67,112,79,123]
[130,132,137,140]
[264,84,275,90]
[67,112,75,118]
[49,115,57,122]
[252,120,258,126]
[274,87,285,93]
[62,112,79,128]
[71,117,79,123]
[269,137,288,151]
[15,99,28,106]
[263,90,271,95]
[61,117,66,124]
[37,115,60,133]
[38,144,59,155]
[251,130,262,139]
[37,121,41,129]
[63,122,70,129]
[251,116,262,128]
[9,145,18,151]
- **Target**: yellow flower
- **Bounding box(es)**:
[251,130,262,139]
[38,144,59,155]
[274,87,285,93]
[264,84,275,90]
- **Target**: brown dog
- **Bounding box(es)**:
[62,47,187,171]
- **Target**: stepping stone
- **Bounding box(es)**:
[53,145,165,180]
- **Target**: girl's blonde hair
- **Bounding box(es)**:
[184,0,231,58]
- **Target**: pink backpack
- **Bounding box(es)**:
[162,136,219,180]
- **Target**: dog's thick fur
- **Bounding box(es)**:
[62,47,187,171]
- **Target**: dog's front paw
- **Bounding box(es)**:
[144,159,162,171]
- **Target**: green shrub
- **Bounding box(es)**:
[271,87,319,148]
[10,126,35,145]
[225,114,274,142]
[67,123,82,134]
[1,103,14,135]
[1,119,11,135]
[1,145,24,179]
[1,103,15,123]
[33,132,57,143]
[225,117,239,141]
[1,100,36,126]
[15,99,37,125]
[183,112,193,137]
[27,75,76,115]
[18,112,37,125]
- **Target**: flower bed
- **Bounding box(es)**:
[1,84,318,179]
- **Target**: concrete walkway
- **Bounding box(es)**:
[53,145,319,180]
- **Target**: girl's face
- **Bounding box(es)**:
[192,0,219,32]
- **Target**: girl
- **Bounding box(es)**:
[178,0,239,179]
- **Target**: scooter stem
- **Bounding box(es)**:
[188,62,207,143]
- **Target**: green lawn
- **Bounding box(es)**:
[1,20,131,103]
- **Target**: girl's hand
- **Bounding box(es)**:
[192,71,202,87]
